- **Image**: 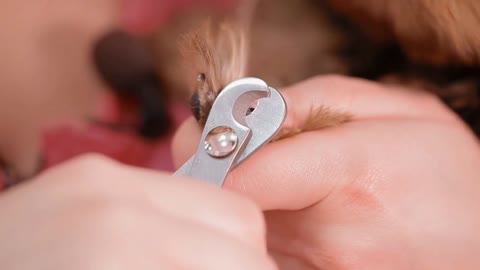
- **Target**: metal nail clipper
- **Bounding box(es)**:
[174,77,287,186]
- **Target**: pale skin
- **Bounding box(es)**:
[0,155,276,270]
[1,76,480,269]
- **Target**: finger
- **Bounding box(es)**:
[34,154,267,252]
[280,75,458,128]
[226,120,472,211]
[171,76,464,210]
[173,75,459,169]
[152,211,277,270]
[86,205,277,270]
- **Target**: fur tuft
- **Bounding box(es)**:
[180,19,249,124]
[274,106,352,141]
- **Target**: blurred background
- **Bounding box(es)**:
[0,0,478,188]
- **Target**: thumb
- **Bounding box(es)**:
[172,76,455,210]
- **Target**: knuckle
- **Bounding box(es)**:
[315,74,347,82]
[55,154,126,192]
[303,74,358,95]
[415,90,443,105]
[67,153,118,172]
[52,194,140,249]
[227,195,266,236]
[34,154,136,207]
[80,196,140,235]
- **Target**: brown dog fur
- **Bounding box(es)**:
[327,0,480,65]
[148,0,480,136]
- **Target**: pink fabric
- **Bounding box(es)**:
[121,0,236,33]
[42,97,191,172]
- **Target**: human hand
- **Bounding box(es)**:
[0,155,276,270]
[173,75,480,269]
